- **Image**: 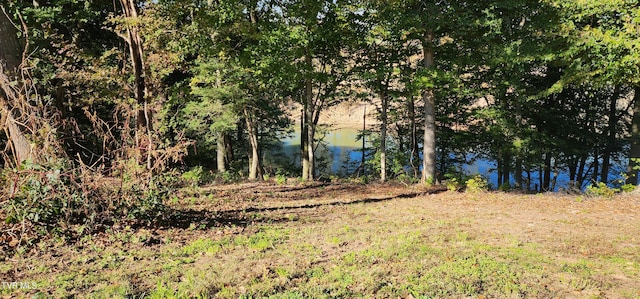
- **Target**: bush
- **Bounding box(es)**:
[1,158,177,237]
[466,175,489,193]
[2,160,78,227]
[276,173,287,185]
[585,182,618,198]
[181,166,207,187]
[621,184,637,193]
[215,170,240,184]
[445,177,462,192]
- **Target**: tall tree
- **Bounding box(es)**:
[114,0,152,169]
[556,0,640,185]
[283,0,363,180]
[0,6,32,166]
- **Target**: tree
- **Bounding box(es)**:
[371,0,492,184]
[188,61,240,173]
[556,0,640,185]
[282,0,364,180]
[0,5,32,166]
[358,5,406,182]
[113,0,153,169]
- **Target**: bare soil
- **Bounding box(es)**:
[2,182,640,298]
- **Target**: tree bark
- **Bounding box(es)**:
[380,92,388,182]
[118,0,152,170]
[224,133,233,166]
[627,87,640,185]
[543,153,551,192]
[244,108,262,181]
[216,132,226,173]
[307,120,316,180]
[421,30,437,184]
[300,52,313,181]
[301,107,309,180]
[0,6,32,166]
[497,156,503,187]
[502,151,511,188]
[577,154,587,187]
[515,157,522,190]
[119,0,148,130]
[408,95,419,177]
[601,86,620,183]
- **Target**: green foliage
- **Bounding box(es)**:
[424,176,435,187]
[181,166,209,187]
[444,170,471,192]
[465,175,489,193]
[445,177,462,192]
[276,173,287,185]
[620,184,637,193]
[216,171,240,184]
[2,160,76,226]
[1,158,176,235]
[498,182,513,192]
[366,134,417,181]
[585,182,619,198]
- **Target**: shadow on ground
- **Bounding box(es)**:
[157,184,447,231]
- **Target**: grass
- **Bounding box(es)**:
[2,182,640,298]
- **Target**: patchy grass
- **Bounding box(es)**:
[2,182,640,298]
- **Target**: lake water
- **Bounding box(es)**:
[268,127,626,190]
[275,127,365,176]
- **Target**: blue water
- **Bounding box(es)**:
[272,128,627,190]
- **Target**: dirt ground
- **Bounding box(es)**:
[2,182,640,298]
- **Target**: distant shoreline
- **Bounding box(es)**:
[285,100,380,130]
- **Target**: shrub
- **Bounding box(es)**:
[585,182,618,198]
[445,177,462,192]
[276,173,287,185]
[621,184,637,193]
[181,166,205,187]
[217,171,240,183]
[444,169,471,192]
[1,158,177,238]
[2,160,77,227]
[466,175,488,193]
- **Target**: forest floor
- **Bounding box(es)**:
[2,182,640,298]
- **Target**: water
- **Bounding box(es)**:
[269,127,627,190]
[275,127,366,176]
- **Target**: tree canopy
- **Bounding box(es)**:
[1,0,639,231]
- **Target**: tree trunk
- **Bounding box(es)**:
[577,154,587,187]
[361,104,367,176]
[244,108,262,181]
[216,132,226,173]
[421,30,437,184]
[224,133,233,166]
[592,149,599,183]
[118,0,152,169]
[502,151,511,188]
[380,92,388,182]
[307,121,315,180]
[119,0,148,129]
[543,153,551,191]
[408,96,419,177]
[0,7,32,166]
[515,157,522,190]
[568,156,577,189]
[301,53,313,181]
[601,88,619,183]
[497,157,503,187]
[627,87,640,185]
[301,107,309,180]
